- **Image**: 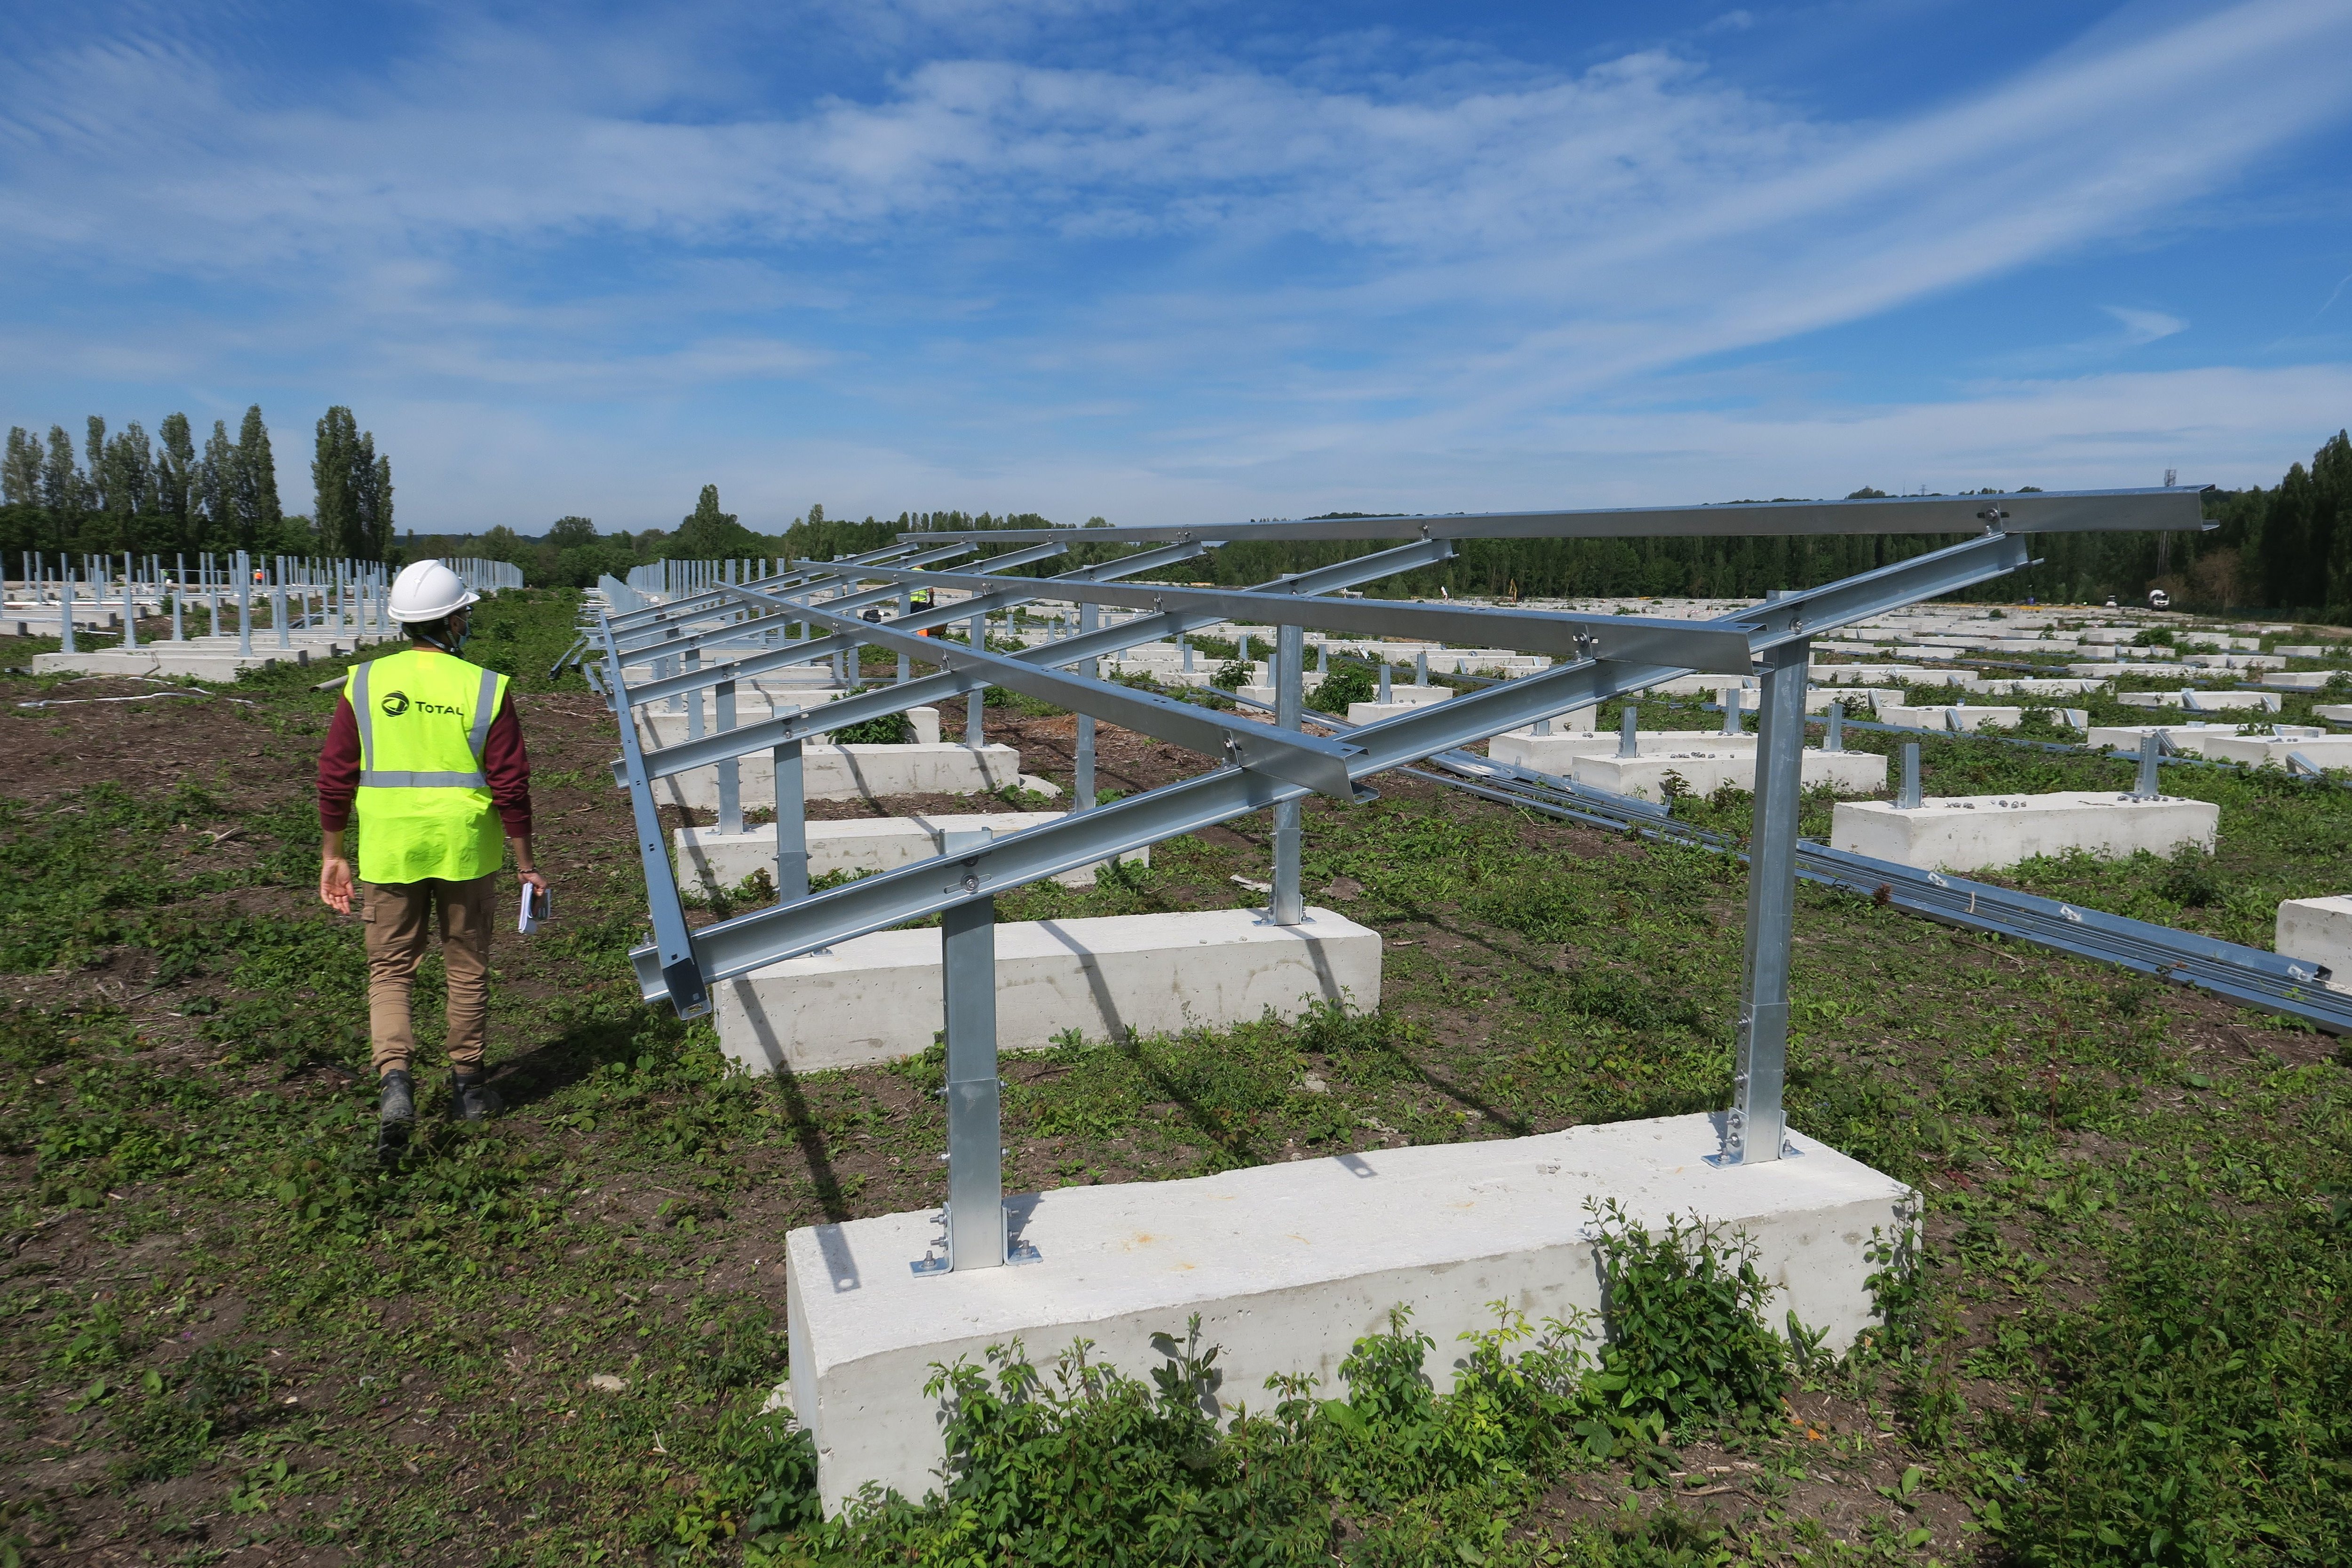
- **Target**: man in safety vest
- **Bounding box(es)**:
[316,560,547,1150]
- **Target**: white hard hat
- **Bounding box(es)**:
[388,560,481,623]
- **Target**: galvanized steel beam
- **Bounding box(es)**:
[903,486,2209,545]
[618,541,1083,706]
[631,528,2031,1002]
[628,538,1453,781]
[831,560,1756,674]
[737,582,1368,800]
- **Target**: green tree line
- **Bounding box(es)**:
[428,490,1094,589]
[1,405,393,562]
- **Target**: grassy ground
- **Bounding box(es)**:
[0,592,2347,1565]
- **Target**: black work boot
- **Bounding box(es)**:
[452,1071,503,1123]
[376,1068,415,1159]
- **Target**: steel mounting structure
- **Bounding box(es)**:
[583,486,2207,1272]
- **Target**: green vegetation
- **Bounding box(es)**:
[2,590,2349,1563]
[4,405,317,558]
[1310,661,1377,713]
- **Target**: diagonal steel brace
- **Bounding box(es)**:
[736,582,1367,799]
[628,538,1454,780]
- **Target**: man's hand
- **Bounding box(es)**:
[509,835,550,905]
[319,854,356,914]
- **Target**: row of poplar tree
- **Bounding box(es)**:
[0,405,392,561]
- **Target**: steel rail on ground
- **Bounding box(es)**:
[1408,750,2352,1034]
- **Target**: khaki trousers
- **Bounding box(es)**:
[362,874,497,1077]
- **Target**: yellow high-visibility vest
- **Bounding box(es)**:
[346,647,509,884]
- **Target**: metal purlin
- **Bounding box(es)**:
[592,491,2207,1270]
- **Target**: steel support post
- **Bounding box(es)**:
[715,677,741,835]
[59,566,74,652]
[898,589,912,683]
[121,560,137,648]
[938,834,1007,1272]
[1899,743,1922,809]
[1721,685,1740,735]
[1825,701,1843,751]
[597,615,710,1019]
[2134,732,2161,798]
[685,651,703,739]
[170,555,183,642]
[1378,661,1391,702]
[1722,637,1809,1167]
[1619,704,1638,758]
[775,725,808,902]
[1271,622,1304,925]
[277,579,291,647]
[236,552,252,656]
[967,613,985,746]
[1074,603,1098,813]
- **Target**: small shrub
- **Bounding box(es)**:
[2159,844,2220,907]
[1308,663,1375,713]
[830,709,912,745]
[1587,1199,1788,1434]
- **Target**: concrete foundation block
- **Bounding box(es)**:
[648,741,1026,810]
[31,645,344,678]
[675,813,1146,891]
[1491,730,1757,773]
[2201,735,2352,770]
[1806,688,1900,713]
[786,1113,1914,1512]
[1569,748,1884,801]
[1346,687,1453,724]
[2316,704,2352,724]
[1829,792,2219,872]
[2262,670,2336,690]
[718,906,1380,1075]
[2116,690,2280,713]
[1976,678,2102,698]
[2085,723,2251,756]
[1877,705,2024,732]
[2275,896,2352,989]
[1635,673,1759,696]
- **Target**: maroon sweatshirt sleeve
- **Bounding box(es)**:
[482,691,532,838]
[317,686,532,838]
[318,693,360,832]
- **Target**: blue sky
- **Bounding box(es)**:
[4,0,2350,535]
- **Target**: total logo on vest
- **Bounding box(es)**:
[378,690,464,718]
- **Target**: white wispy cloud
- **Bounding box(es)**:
[2103,306,2189,345]
[0,0,2347,527]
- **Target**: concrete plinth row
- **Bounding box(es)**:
[648,740,1037,811]
[1830,792,2218,873]
[1488,730,1884,802]
[33,632,389,678]
[717,906,1380,1075]
[676,812,1147,893]
[787,1113,1914,1512]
